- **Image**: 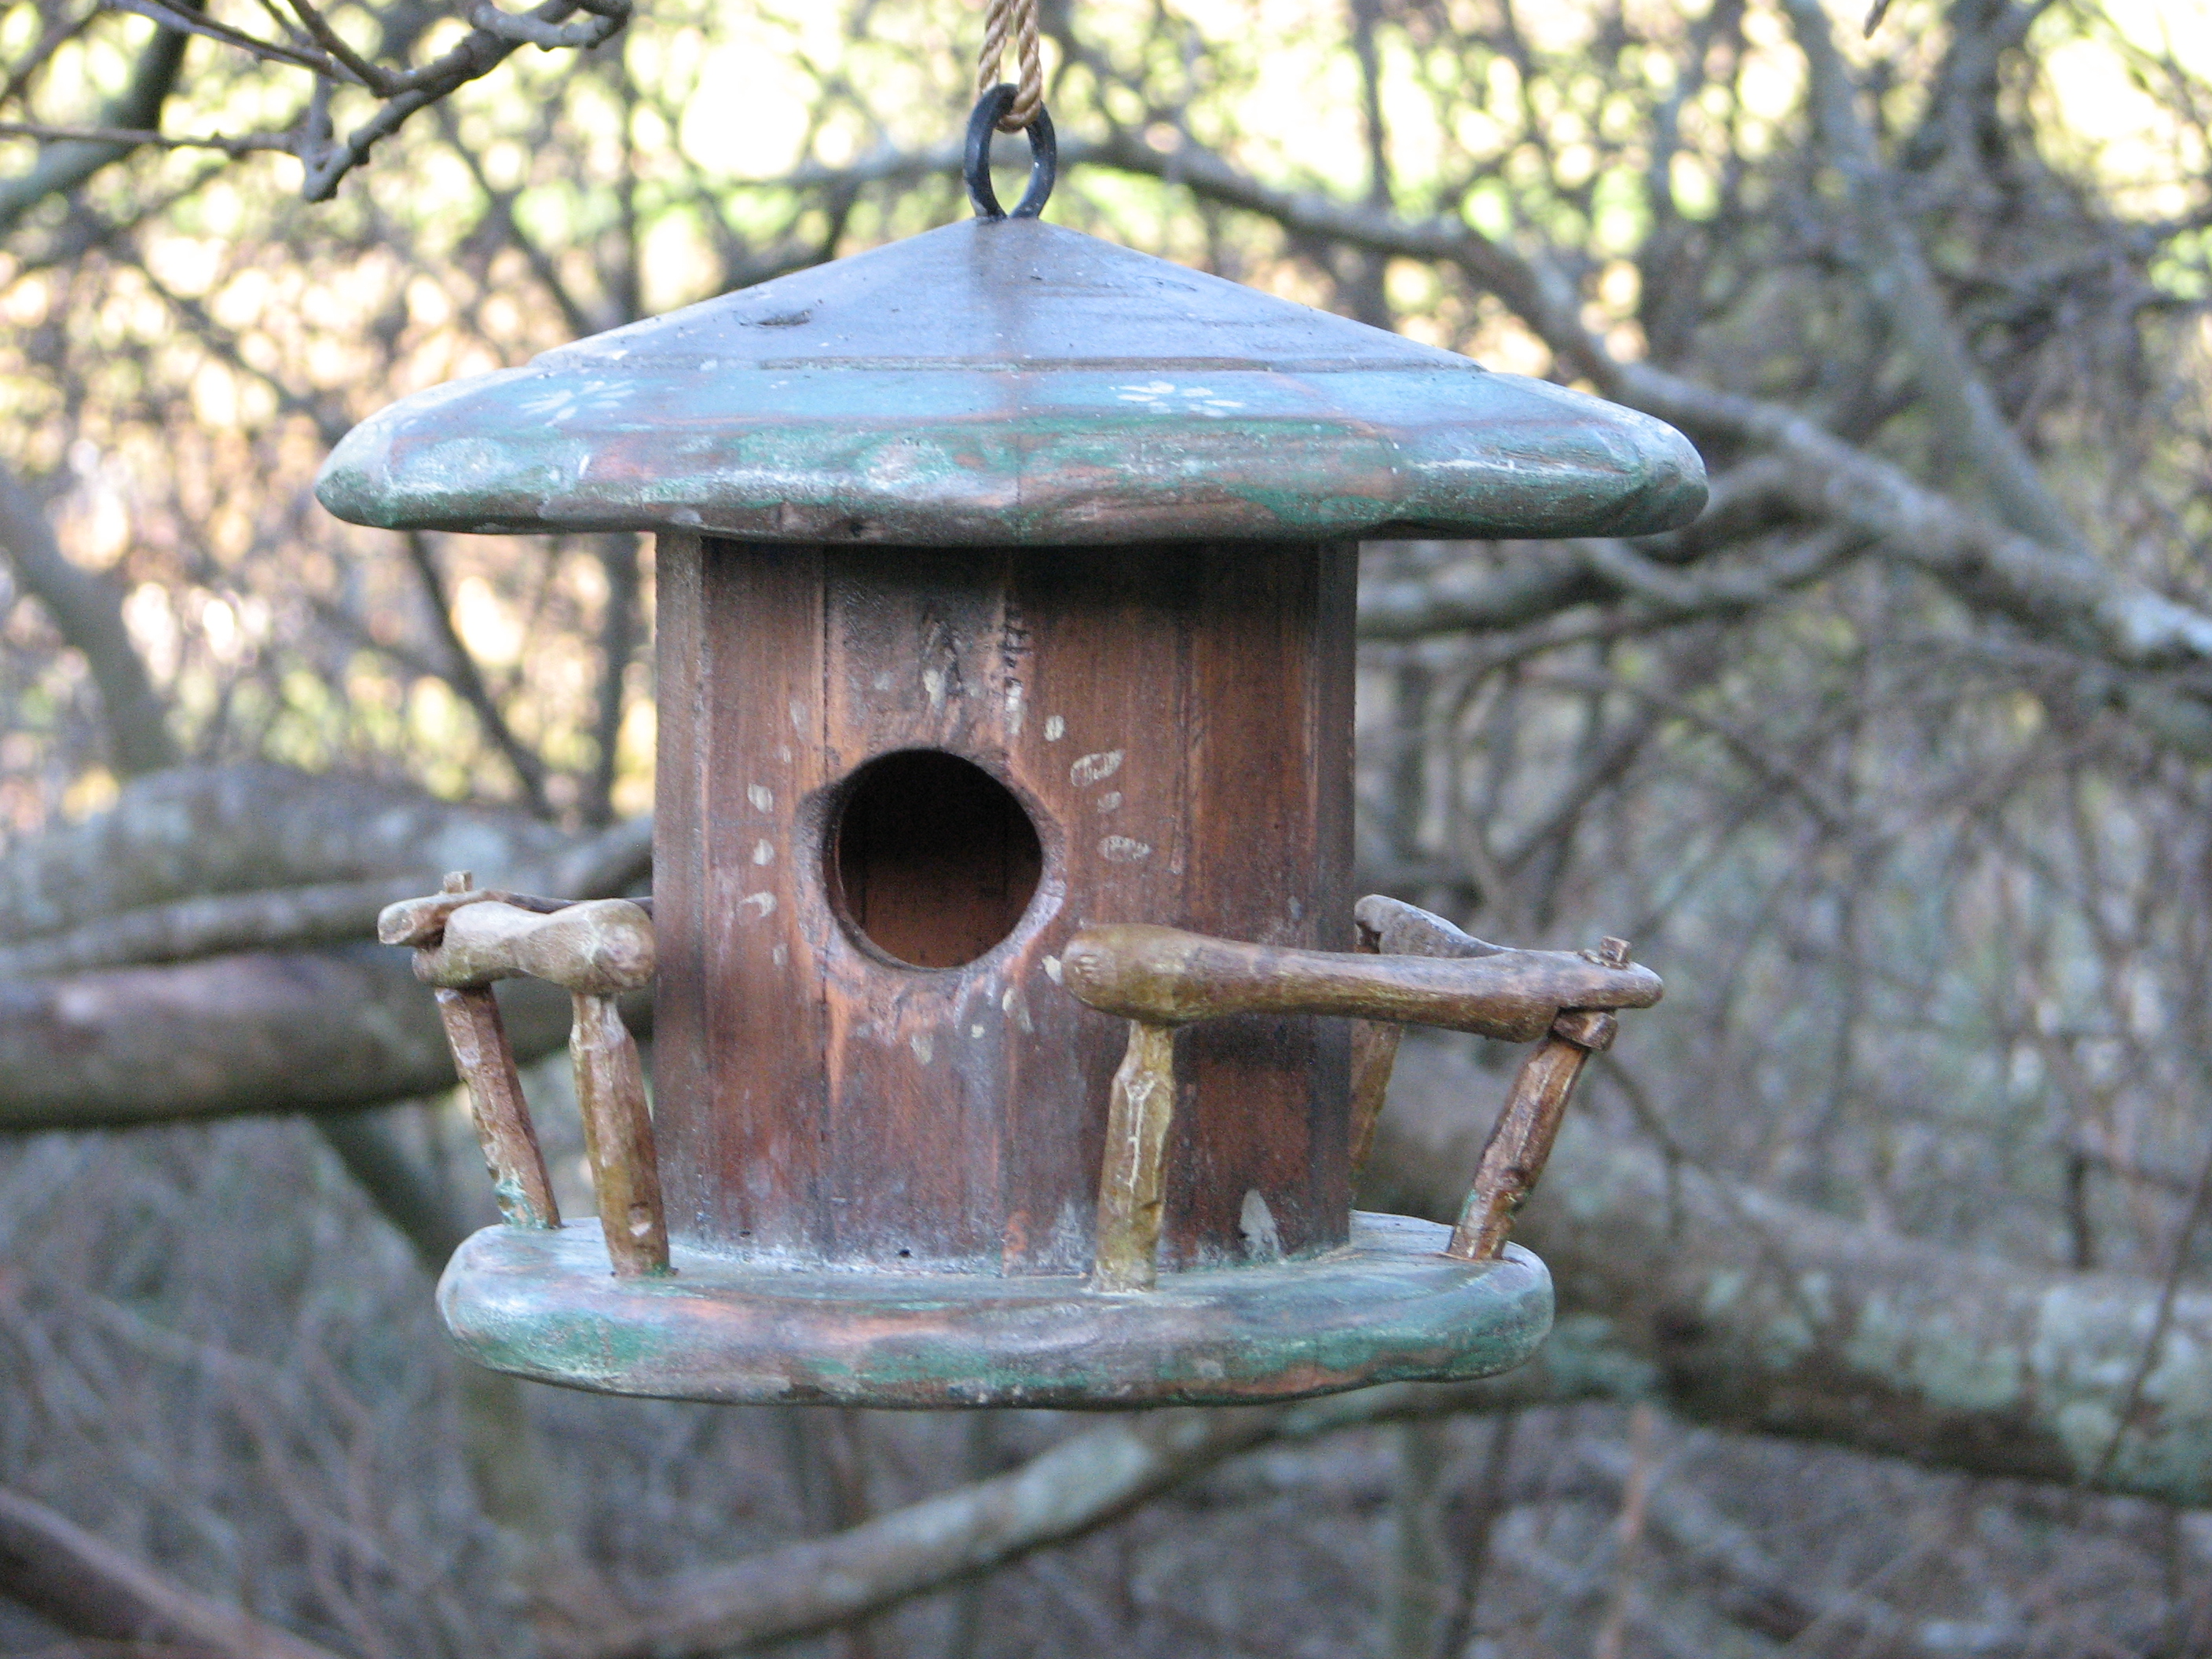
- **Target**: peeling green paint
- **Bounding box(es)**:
[437,1211,1554,1408]
[317,219,1705,548]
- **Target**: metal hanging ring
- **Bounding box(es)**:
[965,85,1056,221]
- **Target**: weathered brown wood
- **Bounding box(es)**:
[1345,988,1403,1181]
[433,984,560,1230]
[1060,923,1661,1039]
[376,877,583,947]
[1347,895,1505,1174]
[654,537,1355,1275]
[1352,893,1505,961]
[412,897,654,994]
[1449,939,1635,1262]
[1091,1020,1178,1292]
[570,991,670,1277]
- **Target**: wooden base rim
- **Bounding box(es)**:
[435,1211,1553,1408]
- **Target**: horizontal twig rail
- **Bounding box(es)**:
[378,871,668,1277]
[1062,901,1659,1291]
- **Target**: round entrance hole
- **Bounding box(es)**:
[828,751,1044,969]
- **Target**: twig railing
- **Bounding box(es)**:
[384,875,1651,1295]
[379,871,668,1277]
[1062,897,1660,1291]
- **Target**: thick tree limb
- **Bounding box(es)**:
[0,1484,346,1659]
[0,768,654,1126]
[0,460,178,776]
[0,765,637,947]
[0,873,444,976]
[0,945,574,1130]
[0,808,650,976]
[1364,1042,2212,1508]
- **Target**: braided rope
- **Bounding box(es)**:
[976,0,1044,130]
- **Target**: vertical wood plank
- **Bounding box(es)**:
[1164,543,1355,1269]
[651,539,1353,1275]
[655,535,831,1261]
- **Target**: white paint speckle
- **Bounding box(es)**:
[748,784,775,811]
[1100,836,1152,863]
[771,943,789,967]
[1044,716,1066,742]
[1071,750,1123,787]
[923,667,947,709]
[1043,954,1064,984]
[738,891,777,918]
[752,840,775,865]
[970,1023,986,1039]
[1097,790,1122,813]
[1005,684,1024,733]
[1240,1190,1284,1261]
[910,1033,935,1065]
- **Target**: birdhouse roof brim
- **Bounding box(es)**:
[317,220,1707,546]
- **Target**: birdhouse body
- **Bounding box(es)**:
[327,216,1702,1408]
[656,536,1354,1277]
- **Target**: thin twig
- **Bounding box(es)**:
[0,118,295,154]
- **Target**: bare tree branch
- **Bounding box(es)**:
[0,0,199,236]
[1782,0,2090,559]
[0,874,439,976]
[401,532,554,817]
[1051,131,2212,722]
[0,457,178,775]
[0,117,297,155]
[0,1483,348,1659]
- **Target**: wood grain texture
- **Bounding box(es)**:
[1348,894,1501,1174]
[1091,1020,1177,1291]
[376,884,577,947]
[1451,1004,1620,1262]
[653,536,1355,1274]
[432,985,559,1230]
[1059,924,1661,1039]
[437,1213,1552,1408]
[412,898,654,994]
[571,991,670,1277]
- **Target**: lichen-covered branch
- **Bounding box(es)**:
[1364,1054,2212,1509]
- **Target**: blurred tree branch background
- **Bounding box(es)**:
[2,0,2211,1653]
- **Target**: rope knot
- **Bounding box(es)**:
[976,0,1045,130]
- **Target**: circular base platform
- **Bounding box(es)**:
[436,1211,1552,1408]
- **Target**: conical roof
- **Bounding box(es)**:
[317,218,1705,546]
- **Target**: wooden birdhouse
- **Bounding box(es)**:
[321,196,1700,1408]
